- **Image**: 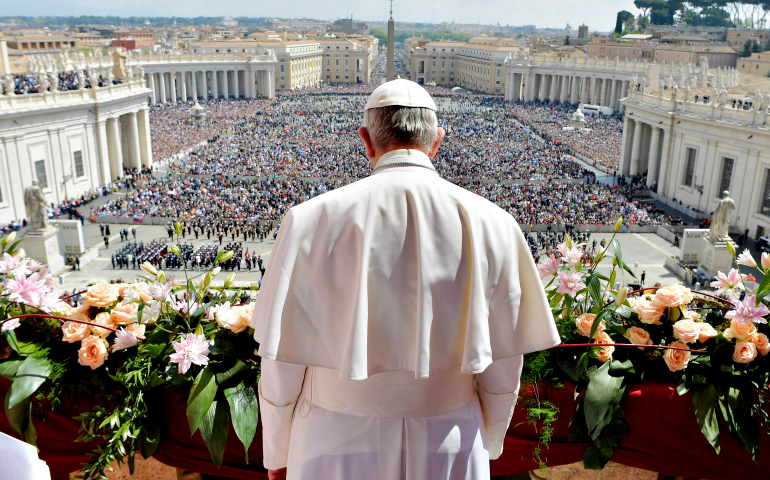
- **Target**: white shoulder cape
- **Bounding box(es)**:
[251,150,560,380]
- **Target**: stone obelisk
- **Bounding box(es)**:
[386,0,395,82]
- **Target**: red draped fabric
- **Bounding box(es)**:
[2,379,769,479]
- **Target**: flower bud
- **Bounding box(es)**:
[726,241,736,257]
[170,245,181,257]
[204,272,212,286]
[217,250,234,264]
[565,234,573,249]
[211,267,221,277]
[16,248,25,259]
[157,271,166,284]
[141,262,158,277]
[613,216,623,234]
[615,286,628,307]
[194,324,204,336]
[762,252,770,272]
[175,222,184,236]
[224,272,236,289]
[2,231,16,246]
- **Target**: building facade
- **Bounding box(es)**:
[620,90,770,239]
[0,71,152,226]
[653,45,738,68]
[319,38,374,83]
[584,35,655,61]
[738,51,770,77]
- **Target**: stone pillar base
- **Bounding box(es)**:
[23,226,65,275]
[698,236,734,280]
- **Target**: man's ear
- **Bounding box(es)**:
[428,127,446,158]
[358,127,376,159]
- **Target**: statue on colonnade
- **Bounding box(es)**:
[710,191,735,241]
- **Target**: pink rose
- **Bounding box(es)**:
[91,311,114,337]
[593,332,614,363]
[575,313,605,338]
[672,319,700,344]
[126,323,146,338]
[730,318,757,340]
[82,284,118,308]
[750,333,770,356]
[625,326,652,349]
[733,340,758,364]
[61,320,90,343]
[663,341,691,372]
[110,303,139,325]
[698,323,718,343]
[635,299,665,324]
[78,335,108,369]
[652,285,693,309]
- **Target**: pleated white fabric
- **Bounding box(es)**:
[252,149,560,381]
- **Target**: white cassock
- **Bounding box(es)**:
[251,149,561,480]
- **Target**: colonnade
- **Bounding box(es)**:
[96,108,152,182]
[619,117,671,191]
[144,67,275,104]
[506,70,630,110]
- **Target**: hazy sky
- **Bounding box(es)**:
[8,0,643,32]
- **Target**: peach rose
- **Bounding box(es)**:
[78,335,108,369]
[238,302,255,324]
[683,310,701,322]
[698,323,718,343]
[91,312,115,337]
[111,303,139,325]
[83,284,119,309]
[56,302,74,317]
[652,285,693,309]
[126,323,146,338]
[635,299,665,324]
[114,283,132,296]
[625,326,652,348]
[593,332,615,363]
[673,319,700,344]
[72,303,90,316]
[218,307,250,333]
[575,313,605,338]
[750,333,770,356]
[61,320,90,343]
[131,282,153,302]
[663,341,691,372]
[733,340,758,364]
[730,319,757,340]
[626,297,644,311]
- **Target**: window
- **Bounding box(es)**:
[280,65,285,73]
[73,150,84,177]
[682,148,696,187]
[761,169,770,216]
[718,158,734,196]
[35,160,48,188]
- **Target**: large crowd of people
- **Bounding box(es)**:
[2,70,119,95]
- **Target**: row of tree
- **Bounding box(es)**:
[615,1,770,34]
[369,29,473,45]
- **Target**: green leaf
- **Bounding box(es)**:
[609,270,617,291]
[583,361,625,440]
[7,357,51,409]
[224,381,259,463]
[583,445,615,470]
[187,367,218,436]
[691,383,721,455]
[215,360,248,387]
[612,239,623,267]
[0,359,23,380]
[137,302,145,324]
[556,350,586,383]
[621,262,637,280]
[614,304,634,319]
[727,386,759,463]
[587,275,602,309]
[4,390,29,436]
[589,310,611,341]
[199,399,229,468]
[608,358,634,375]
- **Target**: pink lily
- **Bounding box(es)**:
[726,295,770,325]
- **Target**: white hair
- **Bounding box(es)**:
[363,106,439,151]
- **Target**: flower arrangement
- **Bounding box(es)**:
[527,218,769,470]
[0,224,260,479]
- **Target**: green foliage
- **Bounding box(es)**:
[615,11,635,34]
[370,28,473,45]
[517,391,559,471]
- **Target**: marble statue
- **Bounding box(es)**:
[764,91,770,112]
[4,75,15,96]
[718,87,728,105]
[671,83,679,100]
[754,90,763,111]
[710,191,735,240]
[24,180,49,231]
[77,70,84,90]
[685,84,690,102]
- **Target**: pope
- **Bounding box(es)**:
[251,79,561,480]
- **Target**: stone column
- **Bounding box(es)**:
[138,108,152,167]
[201,71,209,100]
[169,72,177,103]
[158,73,167,103]
[211,70,218,99]
[657,131,675,198]
[559,75,568,103]
[591,78,600,105]
[190,71,198,102]
[549,74,559,102]
[233,70,240,98]
[148,73,156,104]
[96,120,111,184]
[646,127,662,187]
[629,120,643,176]
[180,72,187,102]
[570,75,579,104]
[107,117,123,180]
[581,77,590,104]
[128,111,141,170]
[222,71,230,98]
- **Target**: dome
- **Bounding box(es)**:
[191,103,204,113]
